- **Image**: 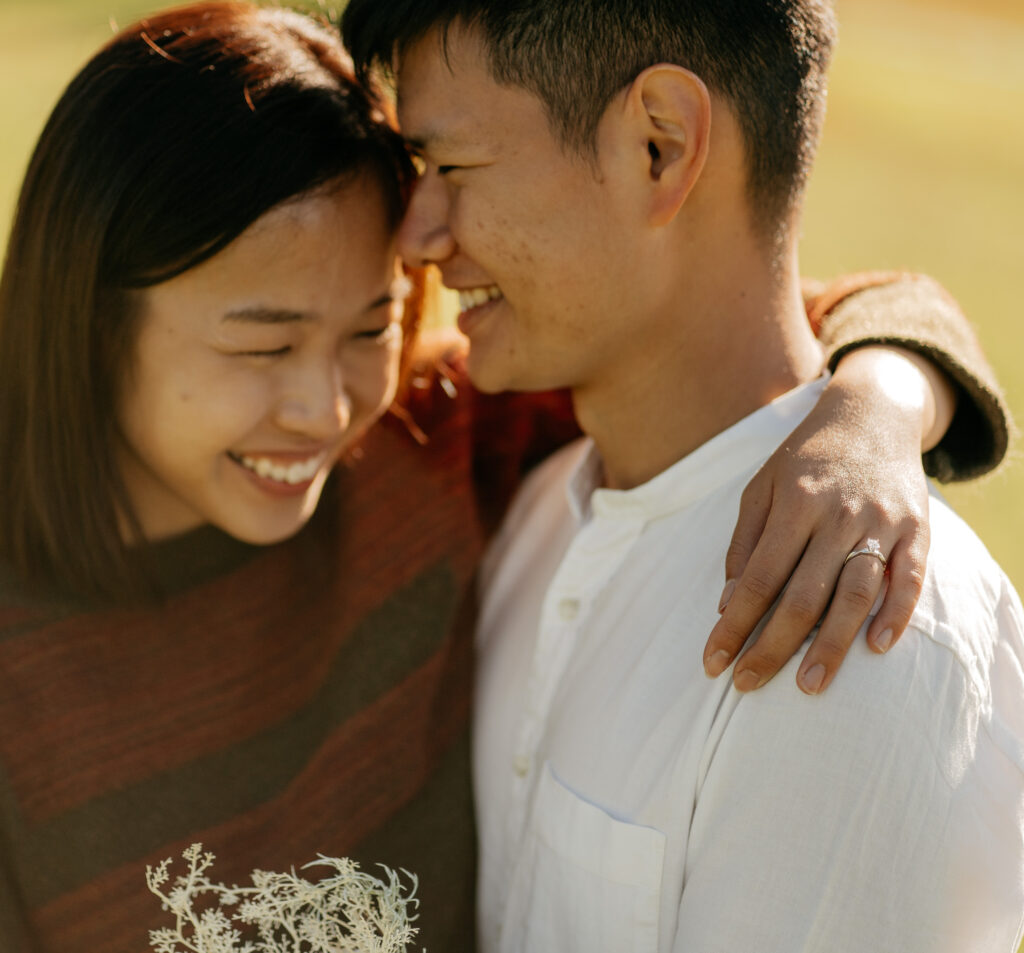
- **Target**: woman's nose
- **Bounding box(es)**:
[275,360,353,441]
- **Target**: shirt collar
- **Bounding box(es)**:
[565,373,831,526]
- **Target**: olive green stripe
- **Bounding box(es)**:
[7,561,459,904]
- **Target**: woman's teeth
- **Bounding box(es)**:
[237,454,322,485]
[458,285,503,312]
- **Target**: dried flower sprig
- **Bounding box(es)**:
[146,843,418,953]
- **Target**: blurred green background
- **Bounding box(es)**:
[0,0,1021,596]
[801,0,1024,601]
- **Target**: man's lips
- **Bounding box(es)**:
[456,284,503,313]
[454,284,504,335]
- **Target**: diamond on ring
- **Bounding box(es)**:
[843,538,888,570]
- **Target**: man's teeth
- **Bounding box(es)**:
[458,285,503,312]
[238,454,322,485]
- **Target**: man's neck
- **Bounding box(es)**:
[572,258,824,491]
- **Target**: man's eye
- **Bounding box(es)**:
[437,164,460,175]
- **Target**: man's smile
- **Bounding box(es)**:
[457,284,504,314]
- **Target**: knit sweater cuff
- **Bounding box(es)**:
[815,272,1010,482]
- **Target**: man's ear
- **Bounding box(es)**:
[621,64,711,227]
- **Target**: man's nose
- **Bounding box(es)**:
[398,173,456,267]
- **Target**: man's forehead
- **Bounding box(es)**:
[394,23,558,157]
[395,35,499,150]
[396,82,483,151]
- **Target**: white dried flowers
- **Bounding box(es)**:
[146,843,418,953]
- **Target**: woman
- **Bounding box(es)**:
[0,2,1008,951]
[0,6,482,950]
[0,1,419,604]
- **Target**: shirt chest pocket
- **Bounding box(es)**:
[499,762,666,953]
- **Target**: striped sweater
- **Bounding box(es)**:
[0,276,1008,953]
[0,353,578,953]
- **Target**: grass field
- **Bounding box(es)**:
[0,0,1021,596]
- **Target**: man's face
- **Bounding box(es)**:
[397,24,653,395]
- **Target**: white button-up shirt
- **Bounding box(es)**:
[474,377,1024,953]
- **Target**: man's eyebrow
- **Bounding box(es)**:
[222,307,311,325]
[403,125,475,155]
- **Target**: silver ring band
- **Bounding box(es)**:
[843,539,887,570]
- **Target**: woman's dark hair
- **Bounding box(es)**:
[0,1,418,602]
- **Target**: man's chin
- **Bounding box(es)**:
[465,346,570,396]
[465,352,513,394]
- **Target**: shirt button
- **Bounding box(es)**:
[513,754,530,777]
[559,597,580,620]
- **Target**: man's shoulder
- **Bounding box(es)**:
[743,491,1024,779]
[912,489,1024,665]
[723,491,1024,759]
[693,498,1024,953]
[921,488,1012,597]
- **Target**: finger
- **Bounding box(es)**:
[794,540,889,695]
[865,520,929,653]
[704,512,806,678]
[729,534,861,692]
[720,473,774,606]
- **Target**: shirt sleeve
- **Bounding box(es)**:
[806,272,1010,482]
[673,624,1024,953]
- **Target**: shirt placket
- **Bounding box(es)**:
[503,507,647,860]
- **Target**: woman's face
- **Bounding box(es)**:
[117,177,406,544]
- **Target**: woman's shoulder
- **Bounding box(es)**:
[0,524,262,632]
[0,559,83,637]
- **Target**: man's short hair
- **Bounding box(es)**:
[343,0,837,241]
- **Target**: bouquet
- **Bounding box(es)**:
[146,843,419,953]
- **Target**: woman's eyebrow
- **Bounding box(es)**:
[221,307,311,325]
[222,289,401,324]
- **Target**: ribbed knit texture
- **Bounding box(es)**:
[814,272,1010,481]
[0,351,577,953]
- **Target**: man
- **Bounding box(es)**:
[343,2,1024,950]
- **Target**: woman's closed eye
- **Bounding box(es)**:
[354,327,390,340]
[353,322,401,344]
[232,345,292,358]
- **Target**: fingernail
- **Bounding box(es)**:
[718,579,736,613]
[872,628,894,653]
[734,668,764,692]
[705,649,732,678]
[800,663,826,695]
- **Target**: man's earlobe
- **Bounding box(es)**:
[629,64,711,226]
